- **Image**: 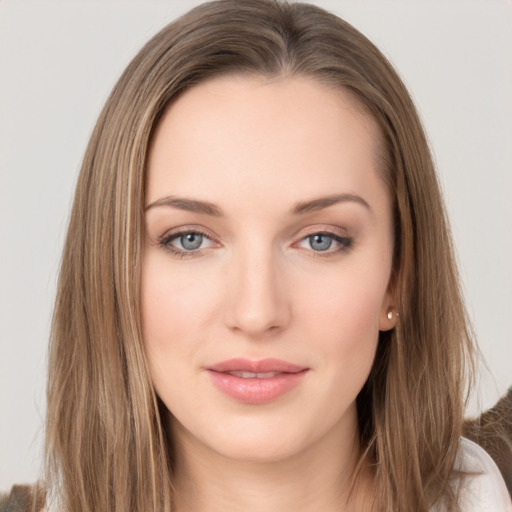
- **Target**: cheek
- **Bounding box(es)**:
[141,258,199,385]
[141,255,219,345]
[318,294,380,373]
[298,264,387,338]
[295,267,386,381]
[287,271,384,434]
[141,256,209,404]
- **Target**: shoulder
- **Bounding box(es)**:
[453,437,512,511]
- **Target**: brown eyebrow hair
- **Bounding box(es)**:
[145,196,223,216]
[144,193,371,216]
[292,193,371,214]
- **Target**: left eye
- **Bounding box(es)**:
[297,232,349,252]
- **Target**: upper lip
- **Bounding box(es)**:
[207,358,307,374]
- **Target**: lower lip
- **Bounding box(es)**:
[207,370,308,404]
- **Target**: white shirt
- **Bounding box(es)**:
[433,437,512,511]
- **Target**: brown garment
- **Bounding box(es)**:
[0,485,45,512]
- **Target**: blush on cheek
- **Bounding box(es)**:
[310,282,384,332]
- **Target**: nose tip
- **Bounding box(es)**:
[230,300,283,336]
[224,253,291,338]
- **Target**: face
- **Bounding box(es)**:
[142,75,396,464]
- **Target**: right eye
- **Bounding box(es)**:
[160,230,216,257]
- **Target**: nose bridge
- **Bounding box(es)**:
[225,239,290,337]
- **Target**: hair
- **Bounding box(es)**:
[44,1,475,511]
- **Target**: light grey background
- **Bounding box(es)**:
[1,0,511,491]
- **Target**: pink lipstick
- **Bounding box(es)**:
[206,358,308,404]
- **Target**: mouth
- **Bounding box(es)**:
[223,370,283,378]
[205,358,309,404]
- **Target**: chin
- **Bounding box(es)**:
[210,429,312,464]
[174,406,347,466]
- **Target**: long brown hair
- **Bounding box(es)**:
[45,1,475,510]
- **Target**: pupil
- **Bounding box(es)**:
[311,234,332,251]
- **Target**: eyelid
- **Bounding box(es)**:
[293,225,351,244]
[158,225,215,242]
[297,224,348,237]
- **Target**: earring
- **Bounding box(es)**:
[387,310,395,320]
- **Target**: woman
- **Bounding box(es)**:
[3,1,510,511]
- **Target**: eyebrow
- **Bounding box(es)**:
[145,196,223,216]
[145,193,371,216]
[292,193,371,215]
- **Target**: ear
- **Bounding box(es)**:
[379,291,397,331]
[378,281,398,332]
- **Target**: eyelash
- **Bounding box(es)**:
[158,228,353,259]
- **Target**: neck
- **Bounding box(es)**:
[170,416,374,512]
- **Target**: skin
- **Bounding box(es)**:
[142,75,397,511]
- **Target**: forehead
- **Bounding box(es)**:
[146,75,386,213]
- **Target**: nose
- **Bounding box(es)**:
[224,245,291,338]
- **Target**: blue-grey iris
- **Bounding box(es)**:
[310,234,332,251]
[181,233,203,250]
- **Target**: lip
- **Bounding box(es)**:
[206,358,308,405]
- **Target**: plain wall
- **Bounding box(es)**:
[1,0,511,491]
